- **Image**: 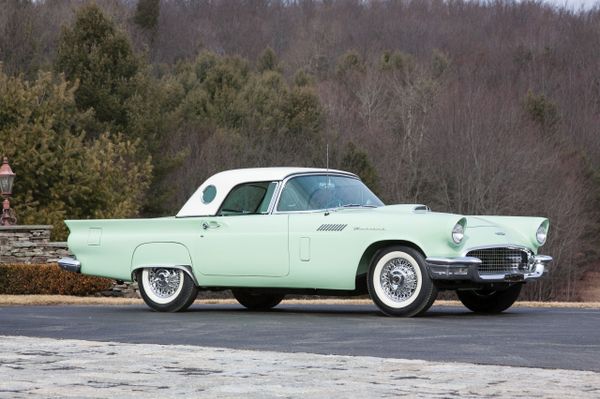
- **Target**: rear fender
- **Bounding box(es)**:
[130,242,197,284]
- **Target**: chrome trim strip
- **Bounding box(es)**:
[426,256,482,266]
[58,257,81,273]
[265,181,283,214]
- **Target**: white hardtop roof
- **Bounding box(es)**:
[177,167,356,217]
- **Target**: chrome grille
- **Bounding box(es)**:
[467,248,530,274]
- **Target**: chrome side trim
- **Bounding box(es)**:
[58,257,81,273]
[131,264,198,285]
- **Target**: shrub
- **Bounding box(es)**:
[0,263,113,296]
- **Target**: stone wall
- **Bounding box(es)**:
[0,225,69,264]
[0,225,138,297]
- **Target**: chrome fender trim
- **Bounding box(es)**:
[131,265,198,285]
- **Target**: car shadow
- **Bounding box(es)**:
[139,303,528,318]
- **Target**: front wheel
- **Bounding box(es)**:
[137,268,198,312]
[232,289,285,310]
[367,246,437,317]
[456,285,522,314]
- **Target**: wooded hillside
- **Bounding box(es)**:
[1,0,599,300]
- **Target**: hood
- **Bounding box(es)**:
[464,216,499,228]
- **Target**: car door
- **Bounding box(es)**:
[197,181,289,277]
[278,174,375,290]
[287,212,360,290]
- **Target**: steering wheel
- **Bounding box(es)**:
[307,189,341,210]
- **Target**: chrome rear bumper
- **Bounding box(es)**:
[425,254,552,283]
[58,257,81,273]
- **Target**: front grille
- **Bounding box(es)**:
[467,248,531,274]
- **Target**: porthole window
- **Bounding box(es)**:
[202,185,217,204]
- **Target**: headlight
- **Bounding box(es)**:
[536,224,547,245]
[452,223,464,244]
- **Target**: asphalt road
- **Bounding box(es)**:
[0,303,598,372]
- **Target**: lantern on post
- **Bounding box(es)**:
[0,157,17,226]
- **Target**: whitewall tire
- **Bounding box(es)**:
[367,246,437,317]
[137,267,198,312]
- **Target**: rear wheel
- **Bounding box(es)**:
[367,246,437,317]
[137,268,198,312]
[232,289,285,310]
[457,285,522,313]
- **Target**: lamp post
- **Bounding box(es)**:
[0,157,17,226]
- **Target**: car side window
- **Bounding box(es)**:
[277,175,333,212]
[218,181,277,216]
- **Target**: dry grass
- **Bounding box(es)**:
[0,295,599,308]
[578,271,600,302]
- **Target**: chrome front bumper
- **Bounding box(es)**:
[425,255,552,283]
[58,257,81,273]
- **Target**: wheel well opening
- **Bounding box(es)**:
[356,240,426,278]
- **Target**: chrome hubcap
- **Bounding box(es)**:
[380,258,418,303]
[148,268,182,298]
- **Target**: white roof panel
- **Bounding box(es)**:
[176,167,355,217]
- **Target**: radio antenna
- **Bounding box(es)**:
[325,143,331,216]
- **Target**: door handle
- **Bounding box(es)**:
[202,221,221,230]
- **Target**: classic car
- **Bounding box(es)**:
[59,167,552,317]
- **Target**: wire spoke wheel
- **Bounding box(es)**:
[138,267,198,312]
[148,268,183,299]
[368,246,437,317]
[380,258,419,303]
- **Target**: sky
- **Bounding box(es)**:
[529,0,598,10]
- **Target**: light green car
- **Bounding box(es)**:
[59,167,552,317]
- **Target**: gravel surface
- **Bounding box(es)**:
[0,335,598,398]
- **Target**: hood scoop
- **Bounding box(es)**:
[413,205,431,213]
[373,204,431,213]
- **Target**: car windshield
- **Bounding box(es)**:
[277,174,384,212]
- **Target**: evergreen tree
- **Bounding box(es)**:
[133,0,160,32]
[55,4,140,134]
[0,69,151,239]
[257,47,282,74]
[341,142,378,193]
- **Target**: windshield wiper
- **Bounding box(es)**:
[340,203,377,208]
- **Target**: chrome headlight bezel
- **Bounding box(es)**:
[536,223,548,246]
[452,222,465,244]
